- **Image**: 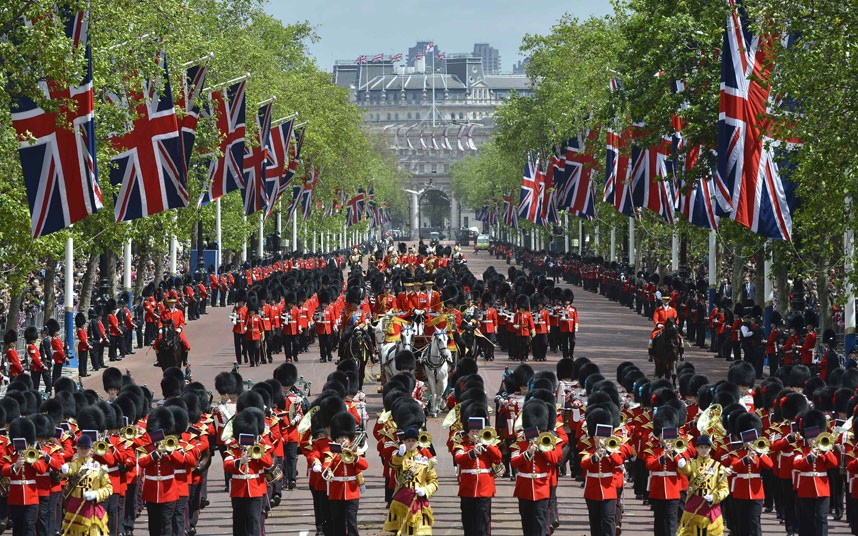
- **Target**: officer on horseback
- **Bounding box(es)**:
[649,293,681,362]
[153,290,191,366]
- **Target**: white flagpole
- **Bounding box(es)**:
[216,198,222,272]
[64,233,76,369]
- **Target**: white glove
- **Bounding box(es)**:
[176,328,182,333]
[60,463,70,474]
[398,444,406,456]
[312,464,322,473]
[677,458,687,469]
[415,486,426,497]
[84,491,98,501]
[703,494,714,503]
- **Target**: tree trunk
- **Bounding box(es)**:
[153,252,165,289]
[103,250,118,297]
[78,251,100,315]
[42,258,58,322]
[774,262,789,313]
[754,246,765,306]
[731,246,744,305]
[4,291,24,335]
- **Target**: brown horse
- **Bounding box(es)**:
[652,317,681,385]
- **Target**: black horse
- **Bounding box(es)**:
[459,322,481,359]
[156,320,183,371]
[338,326,372,390]
[652,317,682,385]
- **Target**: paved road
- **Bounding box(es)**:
[82,248,850,535]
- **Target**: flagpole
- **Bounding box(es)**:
[292,209,298,253]
[628,219,636,269]
[216,198,222,272]
[563,212,569,253]
[258,213,264,259]
[169,212,178,275]
[708,229,717,313]
[276,201,282,252]
[180,52,214,69]
[272,113,298,127]
[671,228,679,271]
[124,238,133,303]
[203,72,251,94]
[107,33,154,51]
[256,96,277,107]
[578,220,583,255]
[610,226,616,261]
[64,233,76,369]
[241,213,247,262]
[763,240,773,335]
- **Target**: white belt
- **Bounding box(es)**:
[329,476,358,482]
[10,480,35,485]
[798,472,827,478]
[586,472,614,479]
[460,469,492,475]
[144,475,174,481]
[231,473,260,480]
[174,470,187,475]
[105,467,119,473]
[650,471,677,477]
[516,472,548,479]
[734,473,760,479]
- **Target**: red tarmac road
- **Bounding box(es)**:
[82,249,850,535]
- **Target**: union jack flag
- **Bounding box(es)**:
[365,185,376,218]
[286,185,302,220]
[678,147,719,230]
[109,50,187,222]
[716,0,795,240]
[242,102,273,215]
[630,126,677,224]
[558,133,600,216]
[177,63,207,180]
[11,7,103,238]
[355,55,368,64]
[603,128,636,217]
[426,42,435,52]
[263,117,295,219]
[390,53,403,62]
[299,166,318,221]
[199,80,245,206]
[346,189,366,227]
[518,156,544,224]
[438,52,446,60]
[488,201,498,227]
[502,192,519,229]
[476,200,490,222]
[371,53,384,62]
[537,159,557,225]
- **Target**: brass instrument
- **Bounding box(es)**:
[752,437,770,456]
[536,432,558,453]
[418,431,433,449]
[491,463,506,478]
[297,406,319,435]
[323,432,367,481]
[246,443,265,460]
[93,440,110,457]
[441,405,460,430]
[479,426,499,447]
[836,417,853,435]
[161,435,179,454]
[605,435,623,454]
[22,448,40,465]
[815,432,836,453]
[120,426,138,441]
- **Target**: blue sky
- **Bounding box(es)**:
[262,0,615,71]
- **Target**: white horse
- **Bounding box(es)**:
[420,329,451,417]
[380,323,415,381]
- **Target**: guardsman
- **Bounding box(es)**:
[531,294,550,362]
[4,329,23,378]
[479,293,497,361]
[45,319,65,389]
[32,414,63,536]
[259,291,273,364]
[649,294,678,362]
[273,364,303,491]
[383,426,439,536]
[209,270,220,308]
[511,400,562,536]
[724,413,771,536]
[558,289,578,359]
[324,411,369,536]
[231,290,249,365]
[107,298,124,362]
[282,292,301,364]
[243,298,264,368]
[793,409,838,536]
[154,291,192,364]
[453,415,502,536]
[25,326,49,392]
[513,296,534,362]
[224,408,273,536]
[315,290,335,363]
[581,410,625,536]
[644,408,686,536]
[2,417,50,536]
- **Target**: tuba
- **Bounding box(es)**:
[696,403,725,438]
[297,406,319,435]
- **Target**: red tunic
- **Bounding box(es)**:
[453,438,502,498]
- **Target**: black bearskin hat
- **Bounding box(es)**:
[556,358,575,380]
[394,350,416,371]
[9,417,35,445]
[77,405,106,432]
[102,367,123,393]
[727,361,756,388]
[273,363,298,387]
[146,407,174,436]
[215,372,237,396]
[329,411,358,441]
[237,391,265,413]
[521,400,551,432]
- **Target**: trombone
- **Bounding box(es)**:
[158,435,180,454]
[323,432,367,481]
[750,437,770,456]
[478,426,499,447]
[243,443,265,460]
[814,432,836,453]
[20,448,40,465]
[120,426,139,441]
[534,432,558,453]
[93,440,111,457]
[603,435,623,454]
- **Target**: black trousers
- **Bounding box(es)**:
[283,334,299,361]
[233,332,245,364]
[586,498,617,536]
[211,289,218,307]
[830,469,844,514]
[548,485,559,528]
[124,481,138,532]
[245,339,259,366]
[328,498,359,536]
[517,336,530,361]
[532,333,548,360]
[147,500,177,536]
[51,363,63,388]
[650,498,679,536]
[797,496,829,536]
[319,333,333,361]
[105,493,120,536]
[283,442,298,485]
[311,489,329,534]
[780,477,799,533]
[848,496,858,535]
[231,497,262,536]
[560,331,576,358]
[36,495,51,536]
[461,497,491,536]
[32,370,50,392]
[731,498,762,536]
[518,498,549,536]
[172,495,188,536]
[9,504,37,536]
[109,334,123,360]
[77,349,88,377]
[145,321,157,345]
[549,326,560,352]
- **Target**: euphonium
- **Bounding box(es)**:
[93,440,110,457]
[536,432,558,452]
[418,431,433,449]
[752,437,770,456]
[22,448,40,464]
[816,432,836,453]
[162,435,179,453]
[605,435,623,454]
[479,426,499,446]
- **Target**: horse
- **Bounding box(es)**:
[339,325,373,390]
[380,323,415,382]
[419,329,451,417]
[652,317,682,385]
[156,321,183,371]
[459,322,481,359]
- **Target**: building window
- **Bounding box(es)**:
[386,113,391,121]
[394,113,399,120]
[459,112,464,120]
[407,112,412,120]
[431,163,437,173]
[450,113,455,120]
[416,113,421,120]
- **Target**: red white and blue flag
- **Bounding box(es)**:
[426,42,435,52]
[299,166,318,221]
[502,192,519,229]
[200,80,246,205]
[603,128,636,217]
[346,189,366,227]
[242,102,273,215]
[177,63,207,180]
[263,117,295,219]
[476,200,490,222]
[630,126,677,224]
[558,133,599,218]
[716,0,795,240]
[11,7,103,238]
[678,147,719,230]
[538,159,559,226]
[286,185,302,220]
[109,50,187,222]
[356,55,368,64]
[390,53,403,62]
[518,156,543,224]
[371,53,384,62]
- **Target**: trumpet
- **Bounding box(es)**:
[478,426,499,447]
[93,440,111,457]
[535,432,558,453]
[21,448,40,465]
[418,431,433,449]
[245,443,265,460]
[121,426,138,441]
[751,437,770,456]
[664,436,689,455]
[604,435,623,454]
[815,432,836,453]
[161,435,179,454]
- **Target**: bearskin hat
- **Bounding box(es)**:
[273,363,298,387]
[165,405,189,436]
[727,361,756,388]
[577,362,600,387]
[0,397,20,425]
[394,350,416,372]
[40,398,63,426]
[214,372,237,396]
[735,411,763,438]
[512,364,534,391]
[532,370,557,392]
[515,295,530,311]
[9,417,35,445]
[823,329,837,346]
[651,387,679,408]
[2,329,16,345]
[146,407,174,436]
[30,414,53,440]
[114,395,138,424]
[622,369,646,393]
[556,358,575,380]
[54,391,75,420]
[585,407,613,437]
[77,405,106,432]
[842,369,858,391]
[787,365,812,388]
[330,411,358,442]
[74,313,86,329]
[232,408,259,438]
[237,391,265,413]
[652,406,680,438]
[800,409,827,438]
[779,391,808,421]
[23,326,39,342]
[44,318,60,336]
[160,375,184,400]
[813,385,837,412]
[392,399,425,430]
[521,400,551,432]
[527,388,556,408]
[316,393,348,422]
[102,367,123,393]
[345,286,362,306]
